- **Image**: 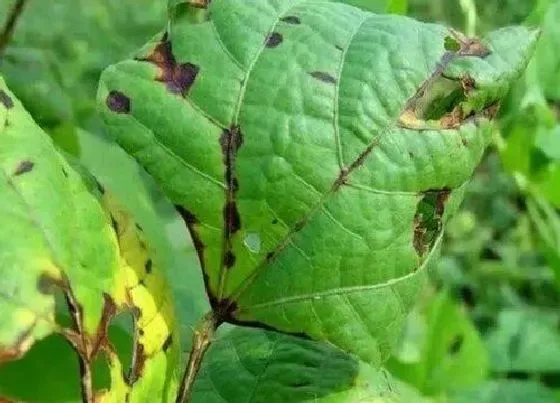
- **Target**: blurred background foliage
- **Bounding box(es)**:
[0,0,559,402]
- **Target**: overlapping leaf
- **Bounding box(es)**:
[99,0,537,363]
[0,78,179,402]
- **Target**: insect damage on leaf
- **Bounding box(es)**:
[137,33,200,95]
[413,188,451,257]
[399,31,493,130]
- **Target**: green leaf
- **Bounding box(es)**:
[333,0,407,14]
[0,78,179,402]
[98,0,537,364]
[451,380,557,403]
[387,292,489,395]
[0,0,166,127]
[486,309,560,373]
[192,326,407,402]
[527,194,560,286]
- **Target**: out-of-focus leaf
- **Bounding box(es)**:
[0,0,166,126]
[450,380,557,403]
[334,0,407,14]
[388,292,489,395]
[485,309,560,373]
[99,0,537,365]
[527,194,560,285]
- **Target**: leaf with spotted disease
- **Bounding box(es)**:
[0,77,179,402]
[98,0,537,372]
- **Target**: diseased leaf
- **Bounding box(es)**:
[99,0,537,364]
[0,78,179,402]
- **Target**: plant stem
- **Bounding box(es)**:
[0,0,28,55]
[176,312,218,403]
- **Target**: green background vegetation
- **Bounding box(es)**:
[0,0,559,402]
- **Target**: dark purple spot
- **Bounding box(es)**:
[14,160,34,176]
[265,32,283,48]
[106,91,131,114]
[224,202,241,234]
[176,205,199,224]
[310,71,336,84]
[224,251,236,269]
[280,16,301,24]
[162,334,173,352]
[448,334,464,354]
[167,63,200,95]
[137,40,200,95]
[145,259,153,274]
[0,90,14,109]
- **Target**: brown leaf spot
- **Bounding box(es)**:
[138,39,200,95]
[280,16,301,24]
[162,334,173,352]
[223,201,241,235]
[265,32,283,48]
[461,74,476,94]
[13,160,34,176]
[110,215,119,235]
[224,251,236,269]
[448,334,464,354]
[460,38,491,57]
[0,90,14,109]
[106,90,131,114]
[309,71,336,84]
[144,259,153,274]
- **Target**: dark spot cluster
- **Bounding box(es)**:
[137,35,200,95]
[0,90,14,109]
[220,126,244,271]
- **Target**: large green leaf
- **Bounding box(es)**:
[98,0,537,364]
[0,78,179,402]
[192,327,406,402]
